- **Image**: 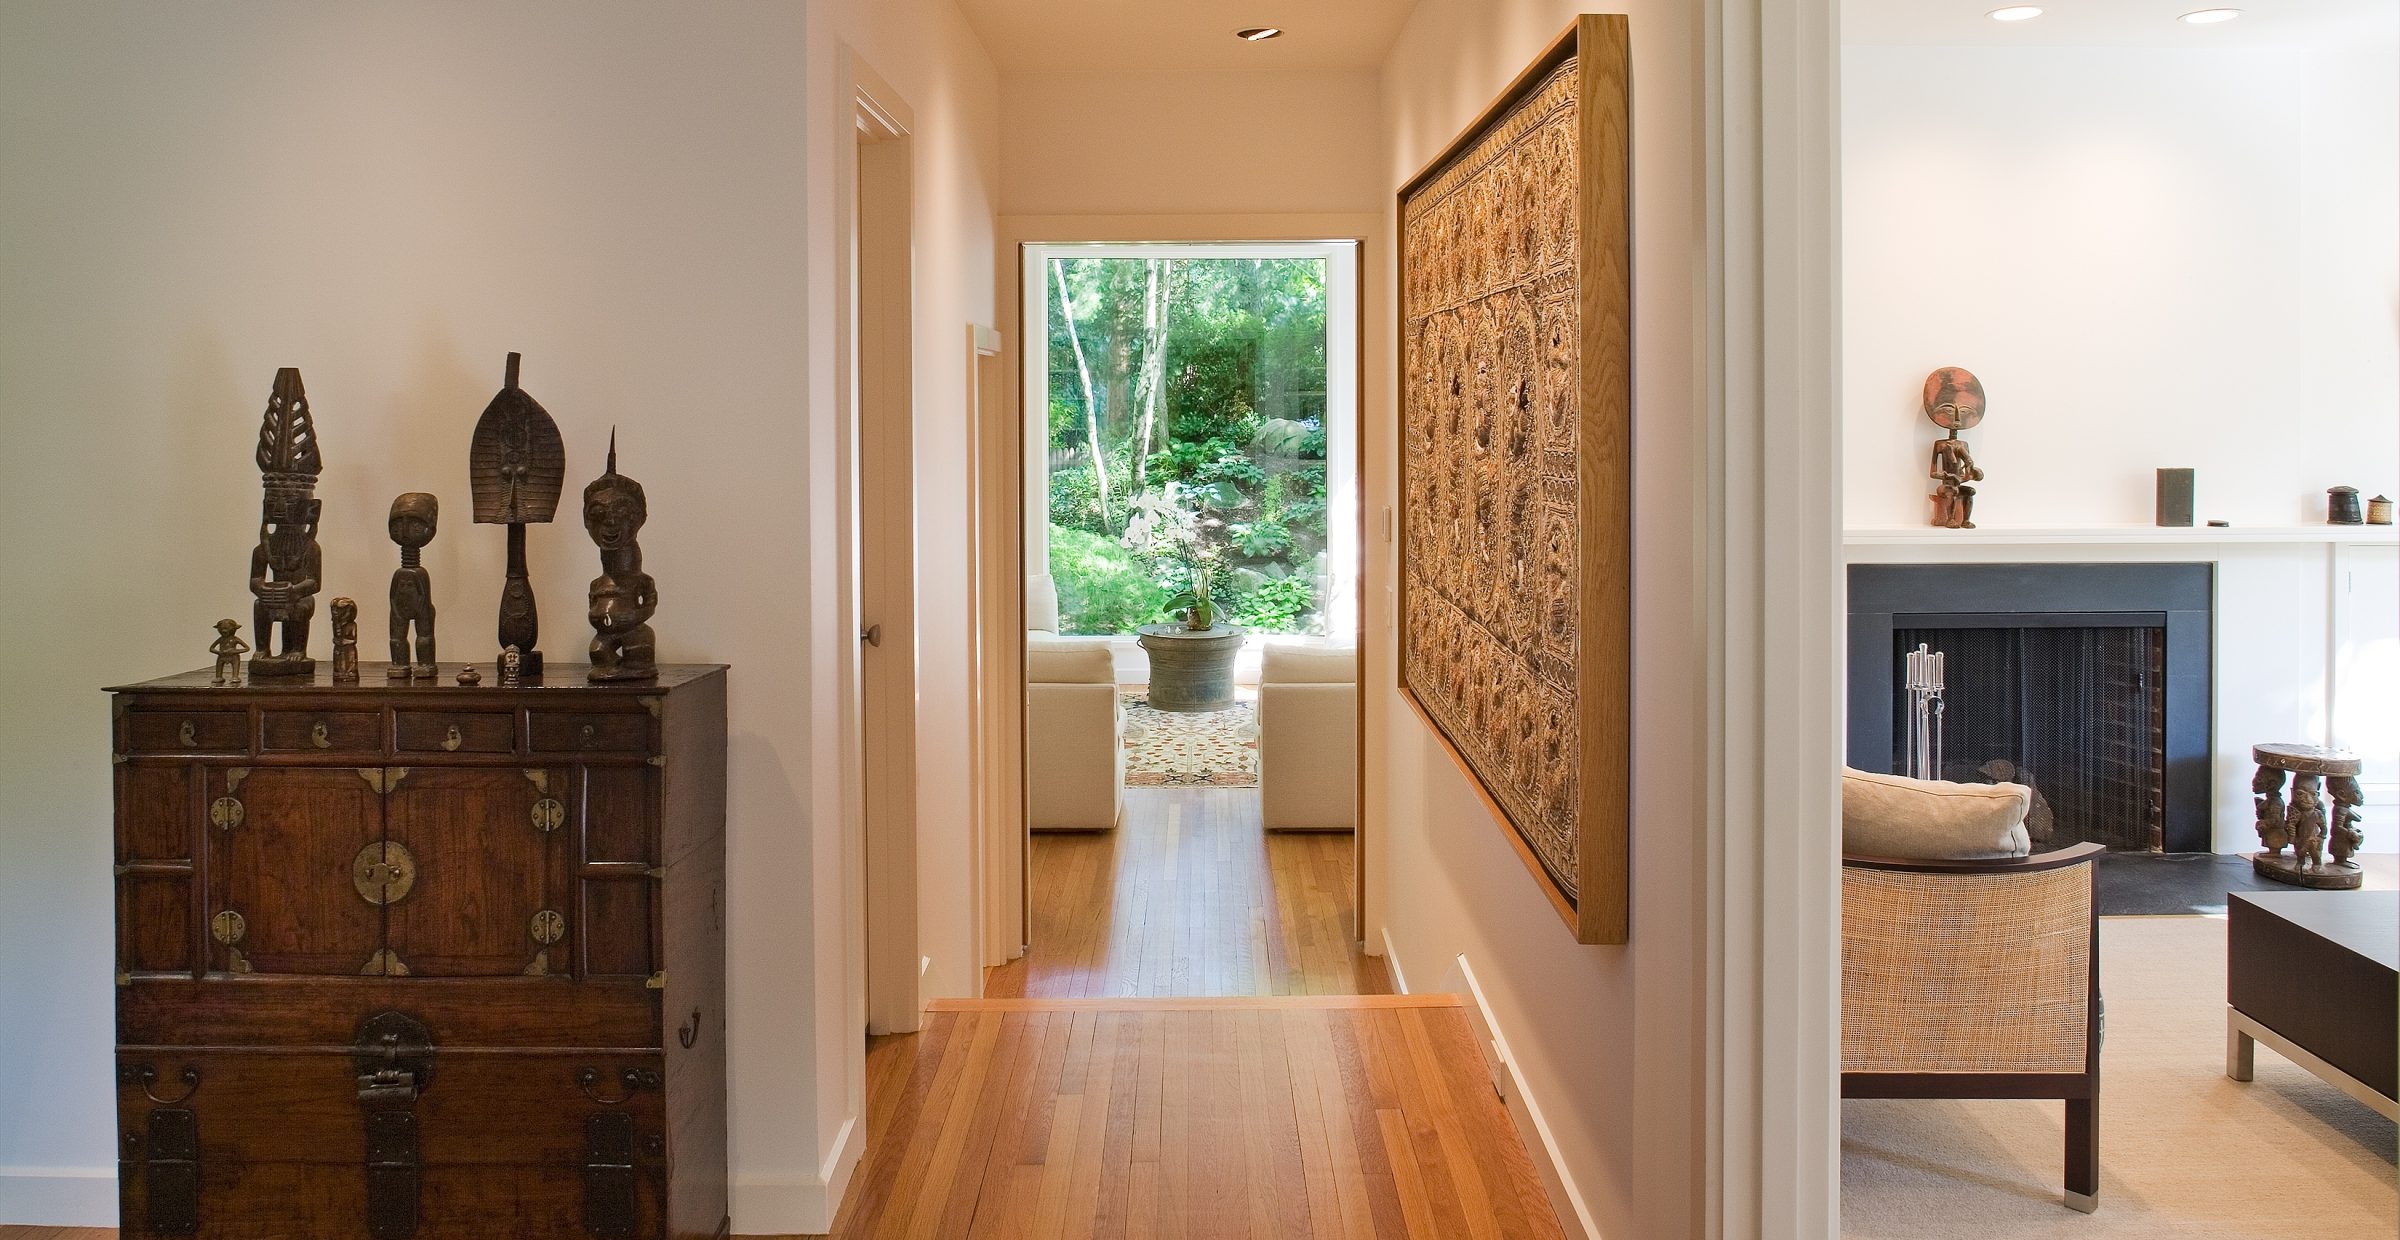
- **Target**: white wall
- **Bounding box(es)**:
[1375,3,1710,1238]
[1843,43,2400,529]
[0,3,999,1232]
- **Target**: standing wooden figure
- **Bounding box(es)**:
[247,368,324,675]
[329,597,360,683]
[1924,367,1986,530]
[208,619,248,685]
[469,353,565,677]
[585,432,659,682]
[386,492,439,678]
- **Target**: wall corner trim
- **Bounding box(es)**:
[0,1164,118,1228]
[1379,925,1411,995]
[1441,954,1604,1240]
[730,1112,864,1235]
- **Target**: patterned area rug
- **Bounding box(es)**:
[1122,694,1258,787]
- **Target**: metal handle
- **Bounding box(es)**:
[677,1008,701,1050]
[860,624,882,648]
[576,1066,662,1106]
[311,720,333,749]
[580,724,596,744]
[440,725,462,752]
[120,1063,202,1107]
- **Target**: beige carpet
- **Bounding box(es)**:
[1844,916,2396,1238]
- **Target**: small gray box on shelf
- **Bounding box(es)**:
[2156,468,2195,527]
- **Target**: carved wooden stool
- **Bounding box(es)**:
[2251,743,2366,890]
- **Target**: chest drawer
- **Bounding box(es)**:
[395,711,516,754]
[124,709,247,754]
[529,711,649,753]
[262,710,380,753]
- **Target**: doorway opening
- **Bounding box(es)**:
[997,241,1380,997]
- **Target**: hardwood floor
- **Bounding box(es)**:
[809,995,1561,1239]
[986,787,1390,999]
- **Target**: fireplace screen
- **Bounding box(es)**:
[1893,625,2165,851]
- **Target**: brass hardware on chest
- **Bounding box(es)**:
[359,767,409,794]
[584,1112,639,1238]
[355,1013,434,1240]
[177,720,197,748]
[361,948,412,976]
[311,719,333,749]
[211,910,252,974]
[352,841,418,905]
[524,908,566,976]
[119,1062,203,1107]
[440,724,463,752]
[678,1007,702,1050]
[525,769,551,794]
[224,767,251,794]
[208,796,245,831]
[575,1065,662,1106]
[532,797,567,833]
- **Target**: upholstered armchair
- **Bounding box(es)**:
[1258,645,1357,831]
[1026,640,1123,831]
[1840,841,2106,1212]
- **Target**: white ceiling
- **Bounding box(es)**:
[955,0,1422,72]
[1843,0,2399,47]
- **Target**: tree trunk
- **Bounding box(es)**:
[1053,259,1111,530]
[1133,259,1173,487]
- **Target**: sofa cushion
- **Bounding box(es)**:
[1026,573,1061,635]
[1027,639,1114,685]
[1841,768,2033,860]
[1260,644,1356,685]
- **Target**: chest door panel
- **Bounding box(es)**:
[207,767,386,975]
[385,768,570,976]
[116,764,199,976]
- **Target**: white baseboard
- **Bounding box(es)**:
[730,1111,863,1236]
[1380,924,1410,994]
[0,1164,116,1227]
[1439,954,1604,1240]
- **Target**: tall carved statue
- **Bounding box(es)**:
[469,353,565,677]
[1923,367,1986,530]
[584,432,659,682]
[386,492,439,678]
[248,368,324,676]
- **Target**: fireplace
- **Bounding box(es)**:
[1849,563,2213,853]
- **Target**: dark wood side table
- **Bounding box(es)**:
[2226,890,2398,1120]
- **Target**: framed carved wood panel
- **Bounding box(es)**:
[1397,15,1631,944]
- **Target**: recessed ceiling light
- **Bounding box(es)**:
[2179,7,2242,22]
[1986,6,2044,21]
[1236,27,1283,41]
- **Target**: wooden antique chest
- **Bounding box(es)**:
[107,664,729,1240]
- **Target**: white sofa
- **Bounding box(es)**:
[1026,579,1124,830]
[1258,645,1358,831]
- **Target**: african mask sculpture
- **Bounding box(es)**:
[1923,367,1986,530]
[468,353,565,677]
[248,368,323,676]
[584,432,658,682]
[386,492,439,678]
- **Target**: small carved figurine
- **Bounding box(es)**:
[499,644,523,687]
[2288,775,2327,870]
[2251,765,2289,854]
[330,598,360,683]
[248,368,325,675]
[386,493,439,678]
[469,353,566,676]
[584,431,659,682]
[1923,367,1985,530]
[456,664,482,686]
[209,619,249,685]
[2327,775,2367,865]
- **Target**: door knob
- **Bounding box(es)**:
[861,624,882,648]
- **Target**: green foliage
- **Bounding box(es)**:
[1229,519,1293,558]
[1228,576,1319,633]
[1047,523,1169,635]
[1048,466,1105,534]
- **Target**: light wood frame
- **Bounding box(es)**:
[1394,15,1633,945]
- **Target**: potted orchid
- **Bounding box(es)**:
[1123,480,1243,631]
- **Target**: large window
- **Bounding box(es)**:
[1025,243,1358,639]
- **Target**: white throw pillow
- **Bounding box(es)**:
[1026,640,1114,686]
[1841,767,2033,860]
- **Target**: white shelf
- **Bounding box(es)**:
[1845,525,2398,547]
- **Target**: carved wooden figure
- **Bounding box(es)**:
[2252,765,2290,854]
[329,598,360,683]
[2289,776,2327,870]
[208,619,248,686]
[2327,775,2366,865]
[1924,367,1986,530]
[247,368,324,675]
[386,493,439,678]
[2251,744,2364,889]
[584,432,659,682]
[469,353,565,677]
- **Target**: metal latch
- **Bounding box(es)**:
[353,1012,435,1103]
[353,1012,435,1240]
[583,1112,638,1238]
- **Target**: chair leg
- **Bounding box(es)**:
[2063,1095,2099,1213]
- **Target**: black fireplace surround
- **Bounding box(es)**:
[1848,563,2214,853]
